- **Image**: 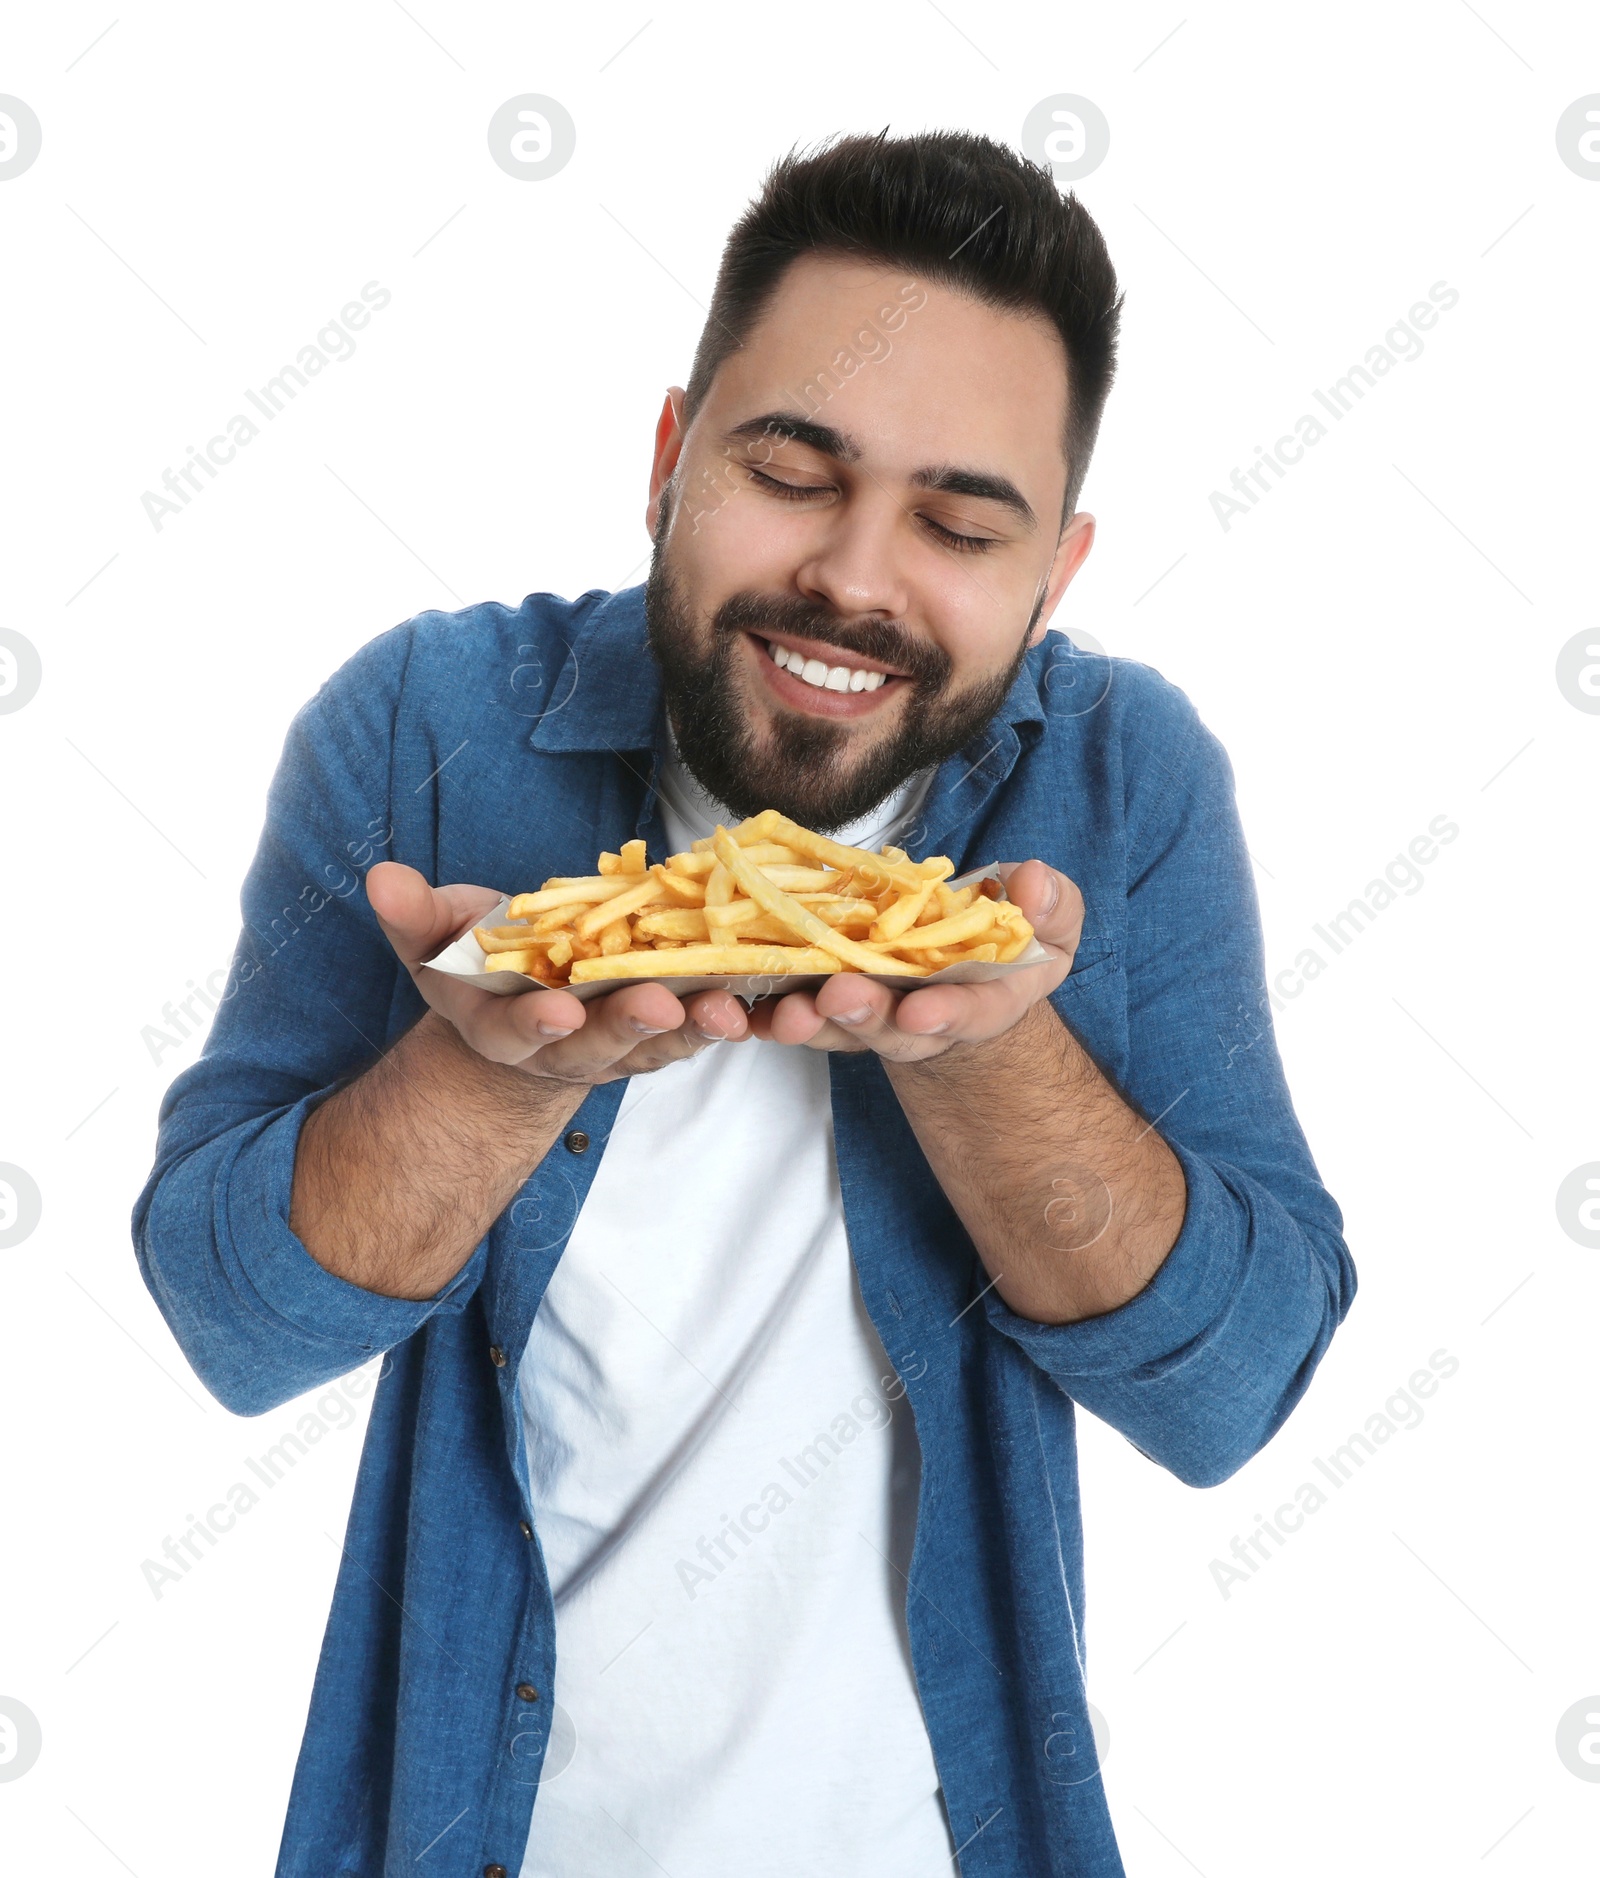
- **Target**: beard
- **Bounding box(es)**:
[642,513,1042,833]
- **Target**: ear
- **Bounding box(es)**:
[1027,510,1096,647]
[645,387,689,538]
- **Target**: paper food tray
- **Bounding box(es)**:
[423,862,1051,1002]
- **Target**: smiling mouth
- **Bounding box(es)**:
[753,632,908,695]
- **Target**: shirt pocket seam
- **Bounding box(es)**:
[1055,945,1119,994]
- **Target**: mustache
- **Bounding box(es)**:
[714,591,952,687]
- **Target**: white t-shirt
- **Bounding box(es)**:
[516,747,956,1877]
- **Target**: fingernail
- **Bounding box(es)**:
[1041,872,1060,914]
[923,1021,952,1036]
[628,1020,667,1036]
[537,1023,575,1039]
[831,1008,870,1027]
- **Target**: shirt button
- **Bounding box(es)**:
[489,1345,506,1368]
[564,1129,590,1154]
[485,1866,508,1878]
[516,1682,540,1702]
[519,1520,533,1539]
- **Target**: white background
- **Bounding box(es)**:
[1,2,1596,1871]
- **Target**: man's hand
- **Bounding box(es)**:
[738,856,1185,1326]
[746,859,1083,1059]
[367,861,753,1079]
[288,863,752,1301]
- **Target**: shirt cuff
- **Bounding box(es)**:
[224,1093,486,1354]
[981,1141,1244,1379]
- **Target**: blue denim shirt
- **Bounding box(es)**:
[132,582,1354,1878]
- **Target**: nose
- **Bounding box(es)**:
[792,486,913,625]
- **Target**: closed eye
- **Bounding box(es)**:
[921,516,998,554]
[747,468,1000,554]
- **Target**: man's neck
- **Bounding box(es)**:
[656,732,936,856]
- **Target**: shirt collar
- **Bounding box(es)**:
[527,583,665,754]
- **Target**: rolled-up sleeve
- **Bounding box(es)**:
[985,680,1356,1487]
[131,628,485,1417]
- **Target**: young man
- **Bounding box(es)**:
[135,129,1354,1877]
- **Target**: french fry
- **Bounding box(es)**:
[485,950,539,974]
[919,941,1001,966]
[532,904,584,934]
[869,877,938,942]
[492,823,1031,989]
[877,905,999,951]
[665,843,805,874]
[703,860,734,906]
[756,866,840,892]
[712,827,934,976]
[650,864,708,905]
[688,809,785,852]
[985,903,1035,961]
[573,877,670,938]
[718,901,768,931]
[698,857,749,945]
[634,908,712,942]
[794,896,880,929]
[736,912,875,946]
[509,877,640,917]
[766,816,935,891]
[570,942,842,982]
[733,915,824,944]
[474,923,548,953]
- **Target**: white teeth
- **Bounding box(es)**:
[767,639,893,693]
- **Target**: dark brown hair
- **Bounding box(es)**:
[682,127,1124,526]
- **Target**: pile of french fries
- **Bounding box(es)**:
[470,809,1034,988]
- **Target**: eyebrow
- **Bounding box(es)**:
[722,410,1038,533]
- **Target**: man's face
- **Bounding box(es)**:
[642,252,1095,830]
